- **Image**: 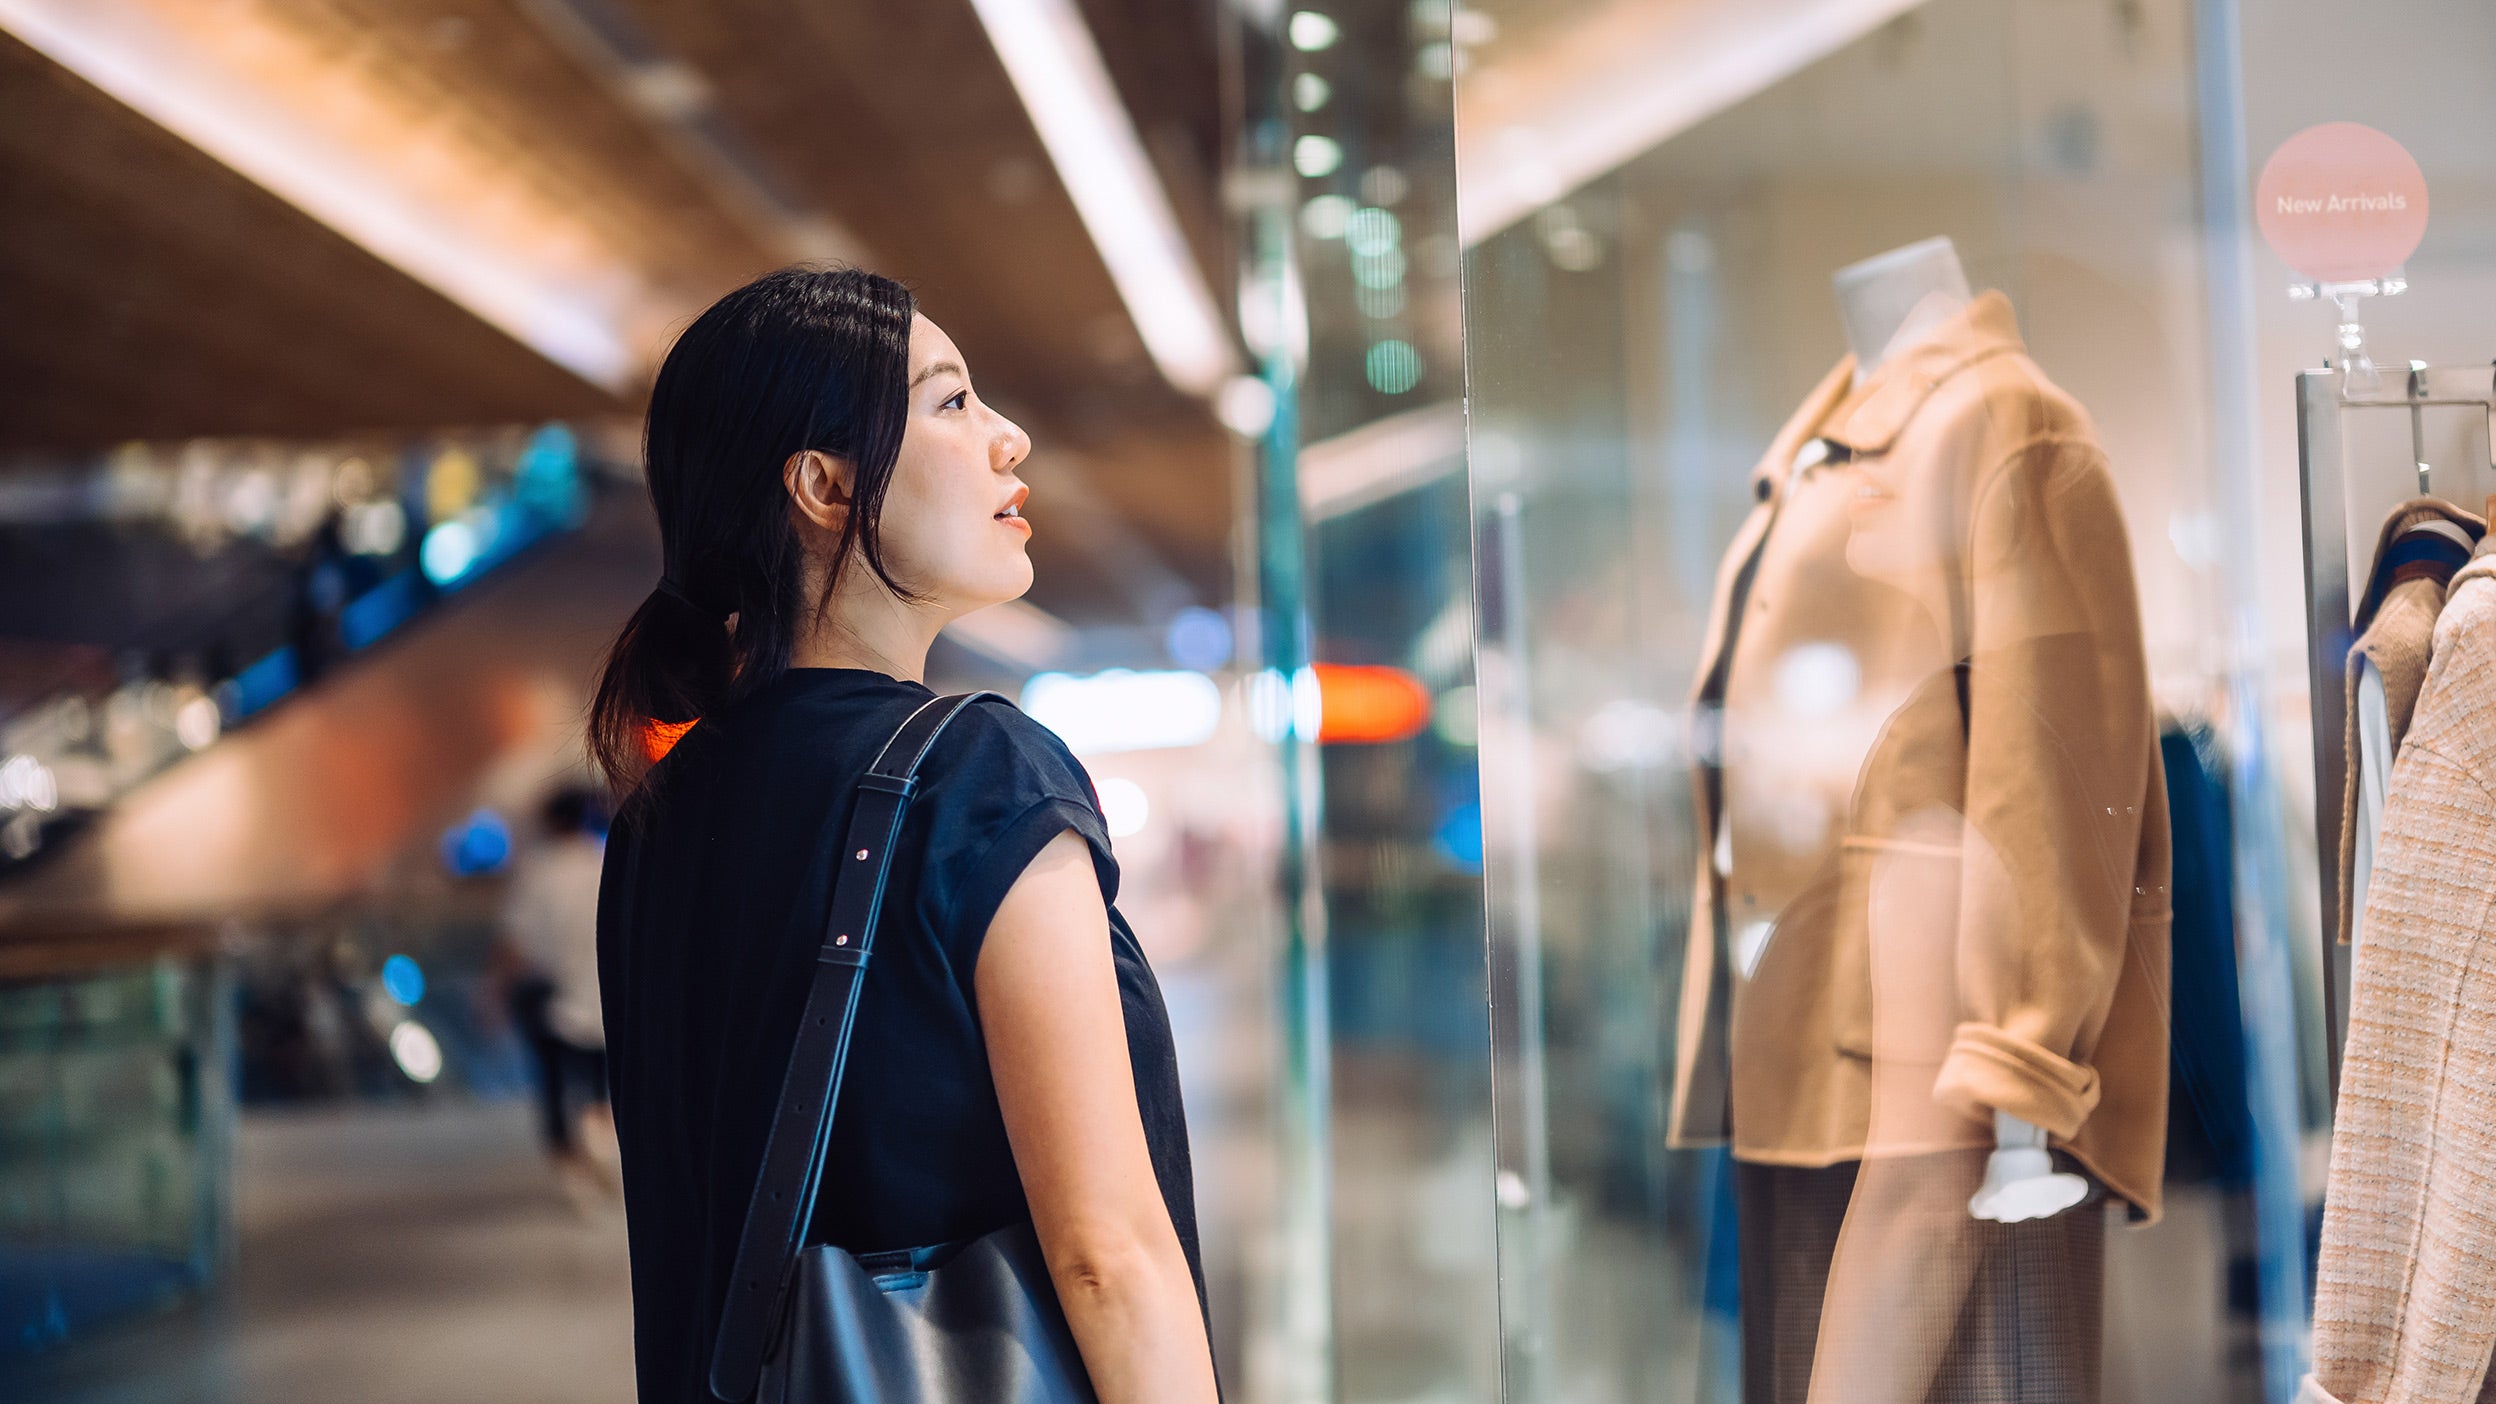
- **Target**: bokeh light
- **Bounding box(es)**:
[1097,777,1151,839]
[380,954,426,1007]
[1293,134,1344,179]
[1364,338,1422,394]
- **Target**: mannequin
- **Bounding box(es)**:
[1835,236,1974,386]
[1683,231,2157,1404]
[1832,236,2091,1226]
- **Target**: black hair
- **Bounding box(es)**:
[589,265,915,797]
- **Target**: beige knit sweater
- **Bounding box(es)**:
[2338,498,2486,946]
[2306,542,2496,1404]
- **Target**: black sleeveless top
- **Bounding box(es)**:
[596,670,1203,1403]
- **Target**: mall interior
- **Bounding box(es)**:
[5,1,2496,1402]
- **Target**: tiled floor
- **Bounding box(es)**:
[16,1100,636,1404]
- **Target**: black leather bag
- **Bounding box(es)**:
[708,692,1098,1404]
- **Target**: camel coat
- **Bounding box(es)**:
[1667,292,2172,1222]
[2306,541,2496,1404]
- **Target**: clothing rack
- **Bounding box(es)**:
[2296,360,2496,1091]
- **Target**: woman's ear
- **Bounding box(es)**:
[783,449,857,532]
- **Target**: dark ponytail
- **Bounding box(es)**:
[589,266,916,799]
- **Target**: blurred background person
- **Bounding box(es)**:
[495,784,617,1202]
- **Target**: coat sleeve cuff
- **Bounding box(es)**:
[2295,1374,2348,1404]
[1931,1023,2102,1138]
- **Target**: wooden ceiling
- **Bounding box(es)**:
[0,30,620,447]
[0,0,1237,623]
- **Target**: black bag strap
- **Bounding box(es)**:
[708,690,1001,1401]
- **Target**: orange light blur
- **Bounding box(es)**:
[644,718,697,765]
[1313,663,1432,745]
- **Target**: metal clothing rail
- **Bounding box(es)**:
[2296,360,2496,1093]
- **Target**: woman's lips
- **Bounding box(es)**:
[996,484,1031,534]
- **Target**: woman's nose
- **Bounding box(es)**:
[995,416,1031,471]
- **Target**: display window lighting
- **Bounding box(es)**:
[967,0,1237,396]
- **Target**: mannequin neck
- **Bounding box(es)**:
[1835,238,1974,386]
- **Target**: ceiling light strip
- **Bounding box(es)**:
[1456,0,1926,246]
[0,0,638,390]
[967,0,1237,396]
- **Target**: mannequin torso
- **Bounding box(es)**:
[1831,237,2089,1225]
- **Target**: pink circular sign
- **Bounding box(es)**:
[2256,123,2429,283]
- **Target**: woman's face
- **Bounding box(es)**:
[876,314,1035,612]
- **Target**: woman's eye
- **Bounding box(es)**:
[943,390,968,411]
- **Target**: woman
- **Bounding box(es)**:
[590,266,1216,1403]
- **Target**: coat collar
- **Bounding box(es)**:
[1750,359,1858,501]
[1817,290,2027,457]
[2355,496,2485,630]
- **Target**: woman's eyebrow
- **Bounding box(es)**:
[910,359,966,389]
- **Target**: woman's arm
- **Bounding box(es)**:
[977,828,1216,1404]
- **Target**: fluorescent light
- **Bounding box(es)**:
[0,0,647,389]
[1456,0,1926,246]
[968,0,1237,396]
[1022,670,1224,754]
